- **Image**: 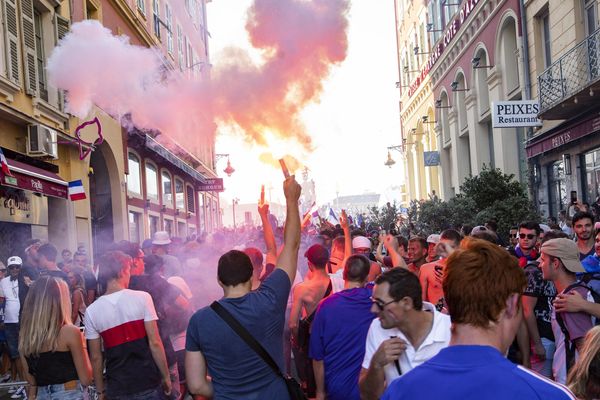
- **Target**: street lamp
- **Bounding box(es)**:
[216,153,236,177]
[384,144,406,168]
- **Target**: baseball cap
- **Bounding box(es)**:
[352,236,372,250]
[470,225,488,235]
[152,231,171,245]
[541,238,585,273]
[426,234,440,244]
[7,256,22,267]
[304,244,330,267]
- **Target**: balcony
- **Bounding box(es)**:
[538,28,600,120]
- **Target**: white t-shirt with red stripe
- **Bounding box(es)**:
[84,289,161,397]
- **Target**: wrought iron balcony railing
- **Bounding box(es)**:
[538,28,600,116]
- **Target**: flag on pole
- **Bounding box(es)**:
[68,180,86,201]
[328,208,338,222]
[0,148,13,178]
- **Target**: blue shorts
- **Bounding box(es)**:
[4,323,19,359]
[37,380,84,400]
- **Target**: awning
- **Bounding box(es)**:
[2,159,68,198]
[526,112,600,158]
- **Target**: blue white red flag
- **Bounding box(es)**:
[68,180,86,201]
[328,208,338,222]
[0,148,13,178]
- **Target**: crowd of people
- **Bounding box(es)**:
[0,176,599,399]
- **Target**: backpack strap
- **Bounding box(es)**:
[303,279,333,325]
[556,282,585,372]
[210,301,283,378]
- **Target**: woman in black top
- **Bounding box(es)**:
[18,276,92,399]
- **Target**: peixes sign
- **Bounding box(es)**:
[198,178,224,192]
[492,100,543,128]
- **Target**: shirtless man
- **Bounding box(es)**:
[289,244,333,397]
[419,229,462,306]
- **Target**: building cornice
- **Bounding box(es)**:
[108,0,158,47]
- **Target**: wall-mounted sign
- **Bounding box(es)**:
[198,178,224,192]
[492,100,543,128]
[0,187,48,225]
[424,151,441,167]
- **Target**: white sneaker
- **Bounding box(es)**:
[10,386,25,398]
[8,385,16,393]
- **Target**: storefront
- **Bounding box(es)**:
[526,111,600,218]
[0,157,68,262]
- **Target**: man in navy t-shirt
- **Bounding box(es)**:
[309,255,375,400]
[381,238,576,400]
[185,176,302,399]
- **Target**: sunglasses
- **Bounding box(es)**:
[519,234,536,239]
[509,234,518,238]
[370,297,395,311]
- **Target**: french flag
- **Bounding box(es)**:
[68,180,86,201]
[0,148,13,178]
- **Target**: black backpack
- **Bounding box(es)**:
[555,280,600,372]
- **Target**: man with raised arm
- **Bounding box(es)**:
[185,176,302,399]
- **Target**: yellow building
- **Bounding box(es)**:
[0,0,128,261]
[394,0,441,203]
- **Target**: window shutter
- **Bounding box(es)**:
[2,0,19,85]
[186,186,195,213]
[54,13,69,42]
[20,0,36,96]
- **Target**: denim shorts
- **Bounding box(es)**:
[4,323,19,359]
[110,386,166,400]
[37,380,83,400]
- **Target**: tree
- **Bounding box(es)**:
[366,201,401,232]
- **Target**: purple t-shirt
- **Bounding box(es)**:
[309,287,375,400]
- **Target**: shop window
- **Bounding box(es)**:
[127,153,142,195]
[164,219,173,236]
[145,162,158,200]
[161,170,172,206]
[585,149,600,203]
[186,185,195,213]
[175,178,184,210]
[129,211,141,243]
[178,221,186,237]
[548,160,567,218]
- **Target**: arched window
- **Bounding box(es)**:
[500,18,519,95]
[175,178,185,210]
[162,170,173,206]
[439,90,451,143]
[145,162,158,200]
[127,153,141,195]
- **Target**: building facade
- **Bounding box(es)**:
[525,0,600,219]
[395,0,530,201]
[395,0,441,202]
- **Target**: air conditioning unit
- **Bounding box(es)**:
[27,124,58,159]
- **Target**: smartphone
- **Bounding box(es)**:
[279,158,290,178]
[570,191,578,204]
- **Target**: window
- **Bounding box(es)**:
[177,24,184,69]
[186,185,195,213]
[548,160,566,218]
[161,170,172,206]
[145,162,158,200]
[152,0,160,38]
[137,0,146,15]
[198,193,205,232]
[585,148,600,203]
[33,10,47,101]
[175,178,184,210]
[584,0,598,36]
[165,3,173,54]
[129,211,141,242]
[178,221,186,237]
[127,153,142,194]
[541,12,551,68]
[187,38,193,68]
[164,218,173,236]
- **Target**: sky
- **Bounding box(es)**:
[208,0,403,206]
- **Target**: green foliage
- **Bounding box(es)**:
[366,201,402,232]
[392,167,541,240]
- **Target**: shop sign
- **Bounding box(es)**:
[198,178,224,192]
[408,0,481,97]
[424,151,441,166]
[0,188,48,225]
[526,115,600,158]
[2,172,67,198]
[492,101,543,128]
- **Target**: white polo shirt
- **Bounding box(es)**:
[362,302,451,385]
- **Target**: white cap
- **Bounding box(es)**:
[7,256,22,267]
[427,234,440,244]
[539,223,551,233]
[152,231,171,245]
[352,236,371,249]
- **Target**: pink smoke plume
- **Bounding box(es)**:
[47,0,349,155]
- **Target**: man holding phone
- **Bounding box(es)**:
[419,229,461,305]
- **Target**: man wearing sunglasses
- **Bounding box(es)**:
[358,268,451,400]
[509,221,541,268]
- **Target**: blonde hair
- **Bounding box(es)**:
[567,325,600,399]
[18,276,72,357]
